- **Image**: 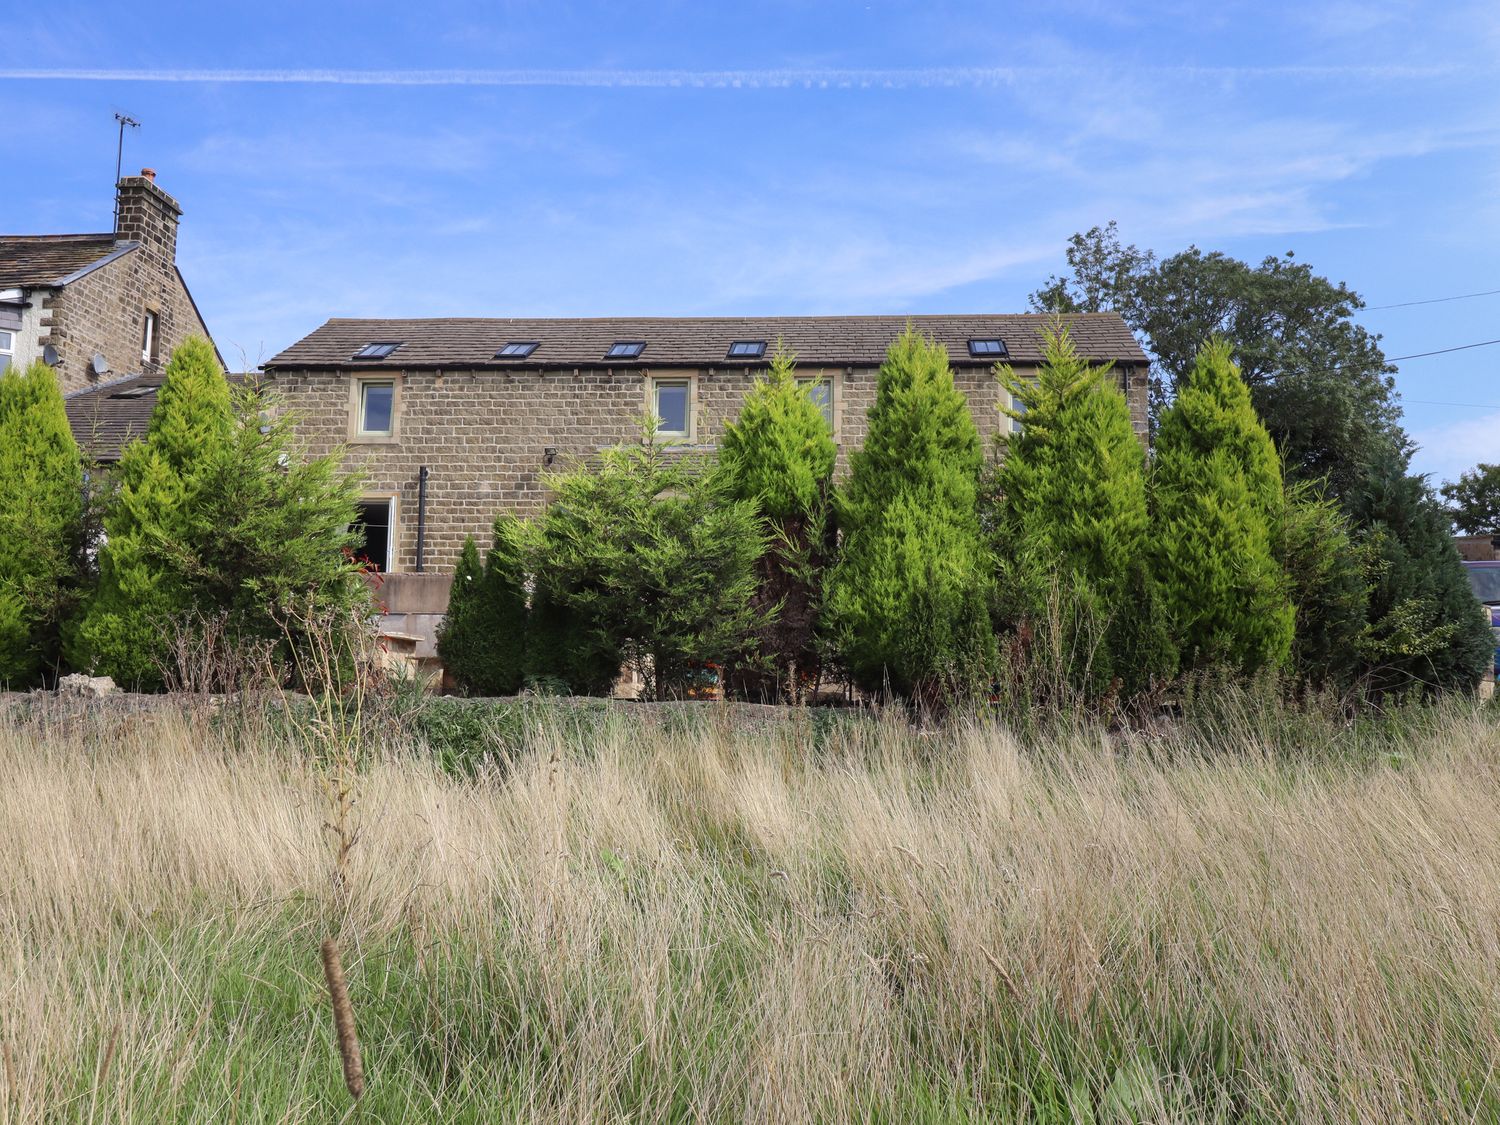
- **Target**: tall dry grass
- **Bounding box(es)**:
[1,703,1499,1121]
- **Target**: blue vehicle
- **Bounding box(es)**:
[1463,561,1500,678]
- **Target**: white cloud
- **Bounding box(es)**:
[1410,410,1500,485]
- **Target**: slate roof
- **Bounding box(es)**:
[265,313,1148,371]
[0,234,131,288]
[65,372,251,463]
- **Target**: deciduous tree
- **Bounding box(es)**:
[1032,222,1405,499]
[1440,463,1500,536]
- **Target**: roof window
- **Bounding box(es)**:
[353,342,401,360]
[495,341,539,358]
[109,384,159,400]
[606,341,646,359]
[967,338,1008,358]
[727,340,766,359]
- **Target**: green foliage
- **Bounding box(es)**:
[1031,222,1405,499]
[825,327,996,704]
[1152,340,1295,675]
[437,520,529,696]
[991,325,1163,695]
[530,420,764,699]
[1348,451,1493,695]
[0,361,84,685]
[524,585,621,696]
[1440,462,1500,535]
[719,343,836,522]
[718,342,837,700]
[1277,482,1373,688]
[67,341,368,689]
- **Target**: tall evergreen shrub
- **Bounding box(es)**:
[67,340,367,688]
[530,421,763,699]
[991,326,1162,695]
[1278,482,1372,689]
[1349,451,1492,695]
[825,327,996,704]
[718,343,836,700]
[0,361,84,685]
[1151,338,1294,675]
[437,519,529,696]
[67,339,231,686]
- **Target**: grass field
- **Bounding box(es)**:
[3,699,1500,1122]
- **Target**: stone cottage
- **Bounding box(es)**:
[1,170,215,397]
[264,313,1149,578]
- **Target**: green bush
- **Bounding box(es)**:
[437,521,528,696]
[524,585,620,696]
[1278,482,1372,689]
[0,361,83,686]
[718,342,836,700]
[529,420,764,699]
[1349,450,1493,696]
[67,342,368,689]
[1151,339,1294,676]
[991,325,1164,697]
[824,327,996,705]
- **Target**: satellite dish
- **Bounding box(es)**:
[42,344,59,366]
[90,353,109,378]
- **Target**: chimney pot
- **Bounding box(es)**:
[140,168,156,182]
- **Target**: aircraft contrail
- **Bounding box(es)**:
[0,65,1470,88]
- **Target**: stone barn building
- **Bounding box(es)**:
[263,313,1149,579]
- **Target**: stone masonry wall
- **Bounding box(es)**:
[42,254,209,394]
[41,175,210,394]
[274,360,1149,576]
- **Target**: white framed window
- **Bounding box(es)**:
[352,495,397,573]
[0,329,13,371]
[141,309,158,364]
[1004,387,1027,435]
[652,378,691,439]
[358,379,396,437]
[797,375,834,430]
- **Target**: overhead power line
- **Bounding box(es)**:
[1404,399,1500,409]
[1365,287,1500,310]
[1384,337,1500,362]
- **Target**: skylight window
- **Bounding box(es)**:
[727,340,766,359]
[109,384,159,400]
[606,341,646,359]
[967,338,1008,358]
[495,341,539,358]
[353,342,401,360]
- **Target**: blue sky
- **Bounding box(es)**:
[4,1,1498,484]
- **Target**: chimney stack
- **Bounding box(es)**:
[114,169,181,263]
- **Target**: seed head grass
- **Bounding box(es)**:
[1,701,1498,1120]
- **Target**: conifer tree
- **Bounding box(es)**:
[1151,338,1294,674]
[530,420,763,699]
[1348,450,1493,695]
[0,361,84,685]
[67,339,231,686]
[991,326,1162,694]
[524,585,621,696]
[825,327,996,704]
[718,342,836,700]
[437,518,529,696]
[67,339,366,688]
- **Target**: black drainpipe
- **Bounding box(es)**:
[415,466,429,573]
